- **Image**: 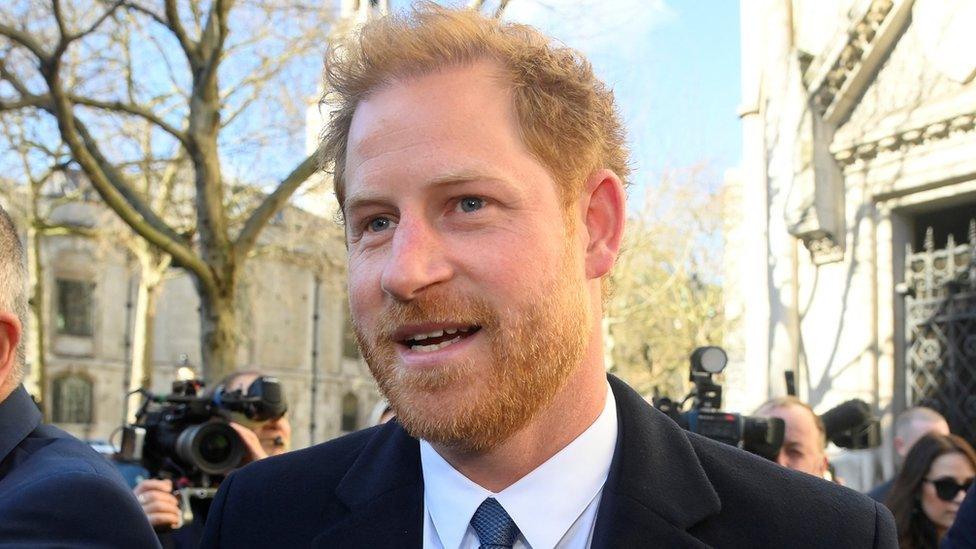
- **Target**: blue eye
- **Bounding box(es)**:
[367,217,392,232]
[459,197,484,213]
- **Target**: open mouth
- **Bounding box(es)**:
[399,325,481,353]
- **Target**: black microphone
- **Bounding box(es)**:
[820,399,872,441]
[819,399,881,449]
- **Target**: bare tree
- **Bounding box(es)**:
[0,1,334,381]
[606,165,728,398]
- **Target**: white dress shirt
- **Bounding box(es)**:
[421,383,618,549]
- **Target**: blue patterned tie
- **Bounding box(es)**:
[470,497,520,549]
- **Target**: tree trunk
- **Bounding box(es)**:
[126,261,164,422]
[27,219,47,420]
[199,281,239,383]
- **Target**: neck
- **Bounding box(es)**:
[431,342,608,493]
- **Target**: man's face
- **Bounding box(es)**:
[226,374,292,456]
[343,61,591,452]
[767,405,828,477]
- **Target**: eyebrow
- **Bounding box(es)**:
[344,170,515,214]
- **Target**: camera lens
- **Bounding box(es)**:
[176,421,245,476]
[199,431,231,463]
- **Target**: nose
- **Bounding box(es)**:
[380,216,453,301]
[953,487,968,504]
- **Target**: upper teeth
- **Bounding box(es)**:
[411,330,443,341]
[408,327,469,341]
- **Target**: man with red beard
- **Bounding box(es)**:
[202,5,896,548]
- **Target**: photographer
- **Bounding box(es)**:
[755,396,829,478]
[133,370,291,547]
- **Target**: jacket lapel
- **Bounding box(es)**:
[591,375,722,549]
[311,375,721,548]
[312,422,424,548]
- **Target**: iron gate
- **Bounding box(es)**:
[904,220,976,444]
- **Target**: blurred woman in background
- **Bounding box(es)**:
[885,433,976,548]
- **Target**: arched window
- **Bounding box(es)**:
[52,374,93,424]
[55,278,94,336]
[341,392,360,432]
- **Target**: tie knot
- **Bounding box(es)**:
[470,497,520,548]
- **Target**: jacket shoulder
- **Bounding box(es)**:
[0,425,160,547]
[4,423,132,490]
[201,423,406,548]
[687,432,895,547]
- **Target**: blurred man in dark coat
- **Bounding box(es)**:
[0,205,159,547]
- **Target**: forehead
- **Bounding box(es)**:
[908,417,950,436]
[770,405,819,441]
[929,452,975,477]
[344,62,528,190]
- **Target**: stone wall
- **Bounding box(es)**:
[727,0,976,489]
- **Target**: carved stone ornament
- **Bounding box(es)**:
[808,0,896,118]
[803,231,845,265]
[832,112,976,167]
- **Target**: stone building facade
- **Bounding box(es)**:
[4,190,382,452]
[724,0,976,489]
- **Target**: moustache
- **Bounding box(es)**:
[370,289,497,342]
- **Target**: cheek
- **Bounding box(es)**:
[920,487,945,519]
[348,264,379,315]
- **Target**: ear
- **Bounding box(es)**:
[0,311,22,389]
[580,169,626,280]
[893,436,905,456]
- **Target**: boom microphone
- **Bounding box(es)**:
[819,399,880,449]
[820,399,871,440]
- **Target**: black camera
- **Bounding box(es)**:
[653,346,785,461]
[120,376,287,485]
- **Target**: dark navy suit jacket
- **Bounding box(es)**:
[0,384,160,547]
[202,375,896,548]
[942,481,976,548]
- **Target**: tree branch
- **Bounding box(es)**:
[196,0,232,90]
[0,62,188,146]
[0,96,50,112]
[234,147,319,258]
[51,0,70,43]
[0,23,51,62]
[164,0,200,65]
[36,221,101,239]
[119,1,169,29]
[41,70,215,293]
[0,57,36,98]
[70,116,184,244]
[64,1,124,45]
[70,95,189,148]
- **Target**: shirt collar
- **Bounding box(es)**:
[421,382,618,549]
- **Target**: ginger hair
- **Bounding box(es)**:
[319,2,630,215]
